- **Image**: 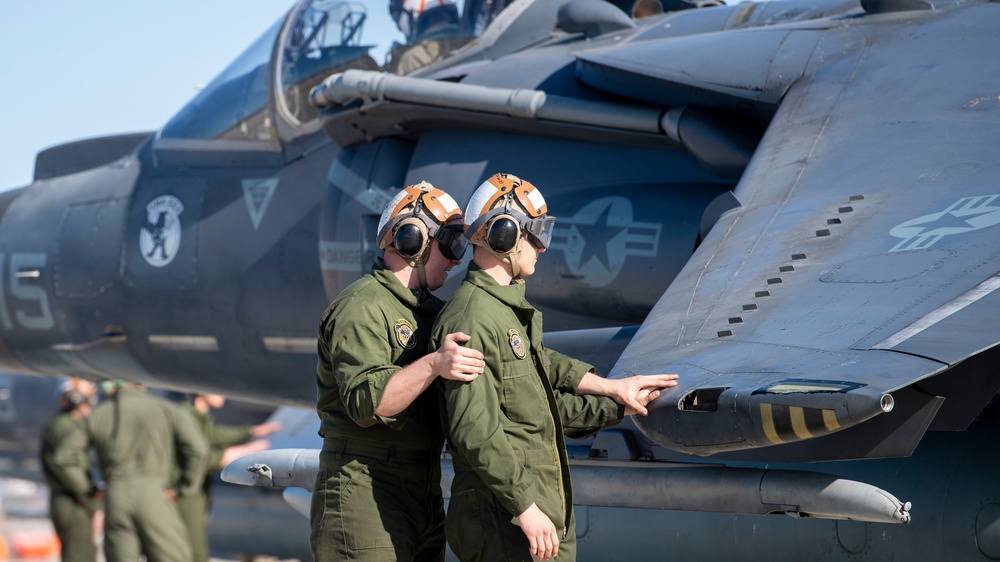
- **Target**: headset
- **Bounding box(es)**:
[475,207,554,255]
[484,214,521,254]
[467,173,555,258]
[392,216,429,260]
[60,389,84,412]
[379,182,466,265]
[391,214,467,262]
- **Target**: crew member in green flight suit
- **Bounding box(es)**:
[51,382,207,562]
[432,173,678,561]
[177,393,282,562]
[311,181,486,562]
[41,377,101,562]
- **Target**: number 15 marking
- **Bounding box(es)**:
[0,252,54,331]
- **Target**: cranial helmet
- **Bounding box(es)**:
[390,0,458,42]
[464,173,555,278]
[377,181,466,287]
[56,377,97,411]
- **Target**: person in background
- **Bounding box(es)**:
[388,0,468,74]
[631,0,664,19]
[51,381,206,562]
[40,377,101,562]
[176,393,281,562]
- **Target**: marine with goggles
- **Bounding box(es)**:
[431,172,678,561]
[311,181,485,562]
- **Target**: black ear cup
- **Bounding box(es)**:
[394,222,426,258]
[61,390,84,411]
[486,216,520,254]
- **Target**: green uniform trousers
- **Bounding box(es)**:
[103,480,192,562]
[49,492,96,562]
[310,447,445,562]
[445,488,577,562]
[177,491,210,562]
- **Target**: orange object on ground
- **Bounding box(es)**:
[10,529,59,558]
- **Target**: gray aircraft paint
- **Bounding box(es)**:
[2,0,1000,559]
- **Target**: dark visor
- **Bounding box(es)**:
[435,223,468,260]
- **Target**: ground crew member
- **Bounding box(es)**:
[631,0,663,19]
[432,173,678,561]
[177,393,282,562]
[51,382,207,562]
[388,0,468,74]
[40,378,100,562]
[311,181,486,562]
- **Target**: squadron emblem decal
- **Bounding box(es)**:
[140,195,184,268]
[394,319,416,349]
[508,329,526,359]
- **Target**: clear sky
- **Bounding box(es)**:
[0,0,401,191]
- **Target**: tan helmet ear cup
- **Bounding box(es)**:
[485,215,520,254]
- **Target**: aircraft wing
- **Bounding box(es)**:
[611,1,1000,461]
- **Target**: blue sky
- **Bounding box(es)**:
[0,0,401,191]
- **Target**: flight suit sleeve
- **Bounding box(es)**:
[171,404,209,497]
[208,423,252,449]
[40,419,62,484]
[323,301,408,429]
[434,324,540,518]
[49,420,98,511]
[553,392,623,438]
[544,347,593,393]
[202,423,253,470]
[542,348,624,437]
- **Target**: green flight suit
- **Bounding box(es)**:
[41,412,98,562]
[51,388,207,562]
[394,34,469,75]
[176,402,253,562]
[312,258,446,562]
[432,265,624,562]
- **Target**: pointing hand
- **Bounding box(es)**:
[613,374,678,416]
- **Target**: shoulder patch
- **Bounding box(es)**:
[508,329,526,359]
[394,319,416,349]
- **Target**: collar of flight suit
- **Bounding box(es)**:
[464,263,543,342]
[369,256,439,315]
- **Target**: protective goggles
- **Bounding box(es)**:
[522,215,556,250]
[434,223,468,260]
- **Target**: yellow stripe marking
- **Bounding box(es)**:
[734,3,754,27]
[789,406,811,440]
[760,403,783,444]
[822,409,841,432]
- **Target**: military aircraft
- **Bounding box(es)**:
[3,0,1000,559]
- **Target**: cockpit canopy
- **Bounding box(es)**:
[158,0,509,147]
